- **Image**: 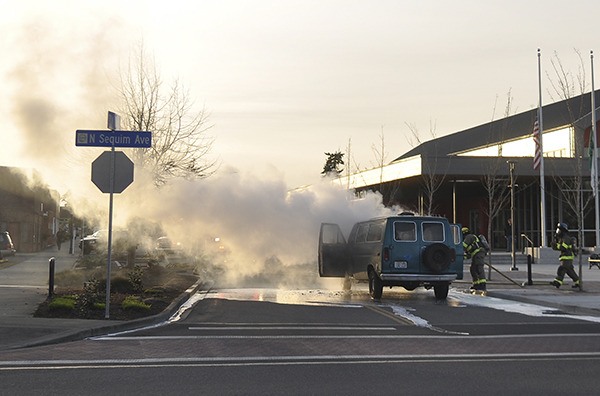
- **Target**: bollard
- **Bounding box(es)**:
[526,254,533,285]
[48,257,55,298]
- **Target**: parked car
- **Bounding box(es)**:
[0,231,16,257]
[79,230,105,255]
[79,229,131,255]
[318,212,464,300]
[155,236,183,256]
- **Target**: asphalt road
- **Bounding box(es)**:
[1,286,600,395]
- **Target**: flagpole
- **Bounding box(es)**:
[538,48,548,247]
[591,50,599,247]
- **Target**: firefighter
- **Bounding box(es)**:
[550,222,581,289]
[462,227,487,291]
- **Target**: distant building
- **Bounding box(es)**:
[337,90,600,250]
[0,167,60,253]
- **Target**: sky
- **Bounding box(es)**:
[2,0,600,280]
[2,0,600,191]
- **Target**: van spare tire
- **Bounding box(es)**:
[423,243,451,274]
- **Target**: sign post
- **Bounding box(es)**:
[76,111,152,319]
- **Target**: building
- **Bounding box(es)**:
[0,167,60,253]
[337,90,600,251]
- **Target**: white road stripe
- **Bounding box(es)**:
[92,332,600,341]
[188,326,397,331]
[2,352,600,370]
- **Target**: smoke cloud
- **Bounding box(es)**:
[3,8,401,290]
[115,169,398,287]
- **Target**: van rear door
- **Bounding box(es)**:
[318,223,348,277]
[450,224,465,279]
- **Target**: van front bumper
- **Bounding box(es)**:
[380,274,457,282]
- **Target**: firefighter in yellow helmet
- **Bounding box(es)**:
[550,222,580,289]
[462,227,487,291]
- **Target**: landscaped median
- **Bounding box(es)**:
[35,259,200,321]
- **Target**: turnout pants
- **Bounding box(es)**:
[470,251,487,290]
[556,259,579,283]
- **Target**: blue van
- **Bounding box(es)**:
[318,213,464,300]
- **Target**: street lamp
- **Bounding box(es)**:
[508,160,518,271]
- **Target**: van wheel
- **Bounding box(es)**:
[423,243,451,274]
[434,283,449,300]
[368,270,383,300]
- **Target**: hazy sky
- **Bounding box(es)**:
[2,0,600,192]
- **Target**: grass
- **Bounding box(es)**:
[121,296,151,311]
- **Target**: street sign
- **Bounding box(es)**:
[91,151,134,193]
[76,130,152,148]
[107,111,121,130]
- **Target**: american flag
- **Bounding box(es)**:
[532,118,541,170]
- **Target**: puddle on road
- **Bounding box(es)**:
[204,288,365,308]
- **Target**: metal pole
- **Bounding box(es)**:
[526,254,533,285]
[104,111,120,319]
[104,149,114,319]
[48,257,55,298]
[591,50,599,248]
[537,49,548,247]
[508,160,518,271]
[579,183,584,291]
[452,179,457,223]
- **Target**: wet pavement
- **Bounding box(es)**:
[1,246,599,350]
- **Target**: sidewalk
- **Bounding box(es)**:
[462,257,600,316]
[1,248,600,350]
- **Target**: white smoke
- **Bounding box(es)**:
[3,8,402,289]
[114,168,398,287]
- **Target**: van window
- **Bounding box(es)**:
[422,222,444,242]
[355,224,369,243]
[366,222,384,242]
[321,224,346,244]
[394,221,416,241]
[451,224,462,244]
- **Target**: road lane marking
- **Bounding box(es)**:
[188,326,397,331]
[91,332,600,341]
[3,352,600,370]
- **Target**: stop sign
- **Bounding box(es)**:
[91,151,134,193]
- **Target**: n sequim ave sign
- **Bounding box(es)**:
[76,130,151,148]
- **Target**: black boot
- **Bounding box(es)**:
[550,280,561,288]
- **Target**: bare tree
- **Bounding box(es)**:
[118,44,217,187]
[545,49,594,246]
[482,90,514,246]
[405,120,447,215]
[480,90,515,278]
[371,126,387,187]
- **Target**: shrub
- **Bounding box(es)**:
[110,276,136,294]
[96,276,137,294]
[74,255,106,269]
[127,266,144,293]
[48,296,76,311]
[121,296,151,311]
[76,277,102,317]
